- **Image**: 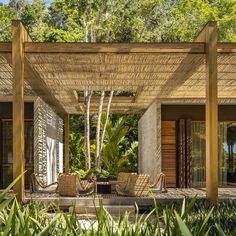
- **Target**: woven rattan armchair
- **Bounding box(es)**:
[58,173,95,197]
[30,173,58,193]
[149,172,168,193]
[116,173,150,197]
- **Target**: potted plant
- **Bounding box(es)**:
[91,168,110,182]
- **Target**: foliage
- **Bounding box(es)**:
[69,114,139,176]
[102,116,138,175]
[73,168,110,179]
[0,177,236,235]
[69,132,85,171]
[0,4,16,41]
[1,0,236,43]
[72,168,89,179]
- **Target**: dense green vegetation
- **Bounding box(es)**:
[70,115,139,177]
[1,0,236,42]
[0,178,236,235]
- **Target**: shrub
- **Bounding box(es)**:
[0,177,236,235]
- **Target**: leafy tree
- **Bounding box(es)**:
[0,5,16,41]
[9,0,26,18]
[21,0,48,41]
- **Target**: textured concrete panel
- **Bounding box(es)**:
[138,101,161,182]
[34,97,63,184]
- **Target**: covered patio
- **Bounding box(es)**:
[1,20,236,204]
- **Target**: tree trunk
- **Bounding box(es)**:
[95,91,105,168]
[98,91,114,167]
[82,0,107,169]
[84,91,92,169]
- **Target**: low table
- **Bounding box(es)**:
[96,182,111,194]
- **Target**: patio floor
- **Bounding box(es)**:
[24,188,236,208]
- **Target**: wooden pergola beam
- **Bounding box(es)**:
[77,106,142,114]
[0,43,12,52]
[0,95,36,102]
[78,96,135,104]
[217,43,236,53]
[12,20,28,201]
[1,42,236,53]
[24,42,205,53]
[197,21,218,205]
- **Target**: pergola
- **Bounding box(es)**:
[1,20,236,203]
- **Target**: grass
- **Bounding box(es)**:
[0,177,235,235]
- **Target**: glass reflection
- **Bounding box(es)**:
[191,122,236,187]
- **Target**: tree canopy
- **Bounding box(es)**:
[0,0,235,42]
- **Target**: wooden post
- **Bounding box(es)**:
[64,114,70,173]
[196,22,218,204]
[12,21,25,201]
[205,22,218,205]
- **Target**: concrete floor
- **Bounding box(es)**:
[24,188,236,208]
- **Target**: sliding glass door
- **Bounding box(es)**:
[191,122,206,187]
[191,121,236,187]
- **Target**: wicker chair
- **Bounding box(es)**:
[116,173,150,197]
[115,172,134,195]
[58,173,95,197]
[149,172,168,193]
[30,173,58,193]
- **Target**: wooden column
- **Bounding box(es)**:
[196,22,218,204]
[12,21,25,201]
[205,22,218,205]
[64,114,70,173]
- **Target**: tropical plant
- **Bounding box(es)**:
[101,117,137,175]
[69,132,84,171]
[0,178,236,235]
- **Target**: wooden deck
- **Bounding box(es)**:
[24,188,236,208]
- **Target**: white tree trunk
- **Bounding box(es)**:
[99,91,114,167]
[95,91,105,168]
[84,91,92,169]
[82,0,107,170]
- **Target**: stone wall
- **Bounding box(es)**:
[138,101,161,182]
[34,97,63,184]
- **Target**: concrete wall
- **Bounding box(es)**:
[138,101,161,182]
[34,98,63,184]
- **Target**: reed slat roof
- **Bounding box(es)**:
[0,42,236,114]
